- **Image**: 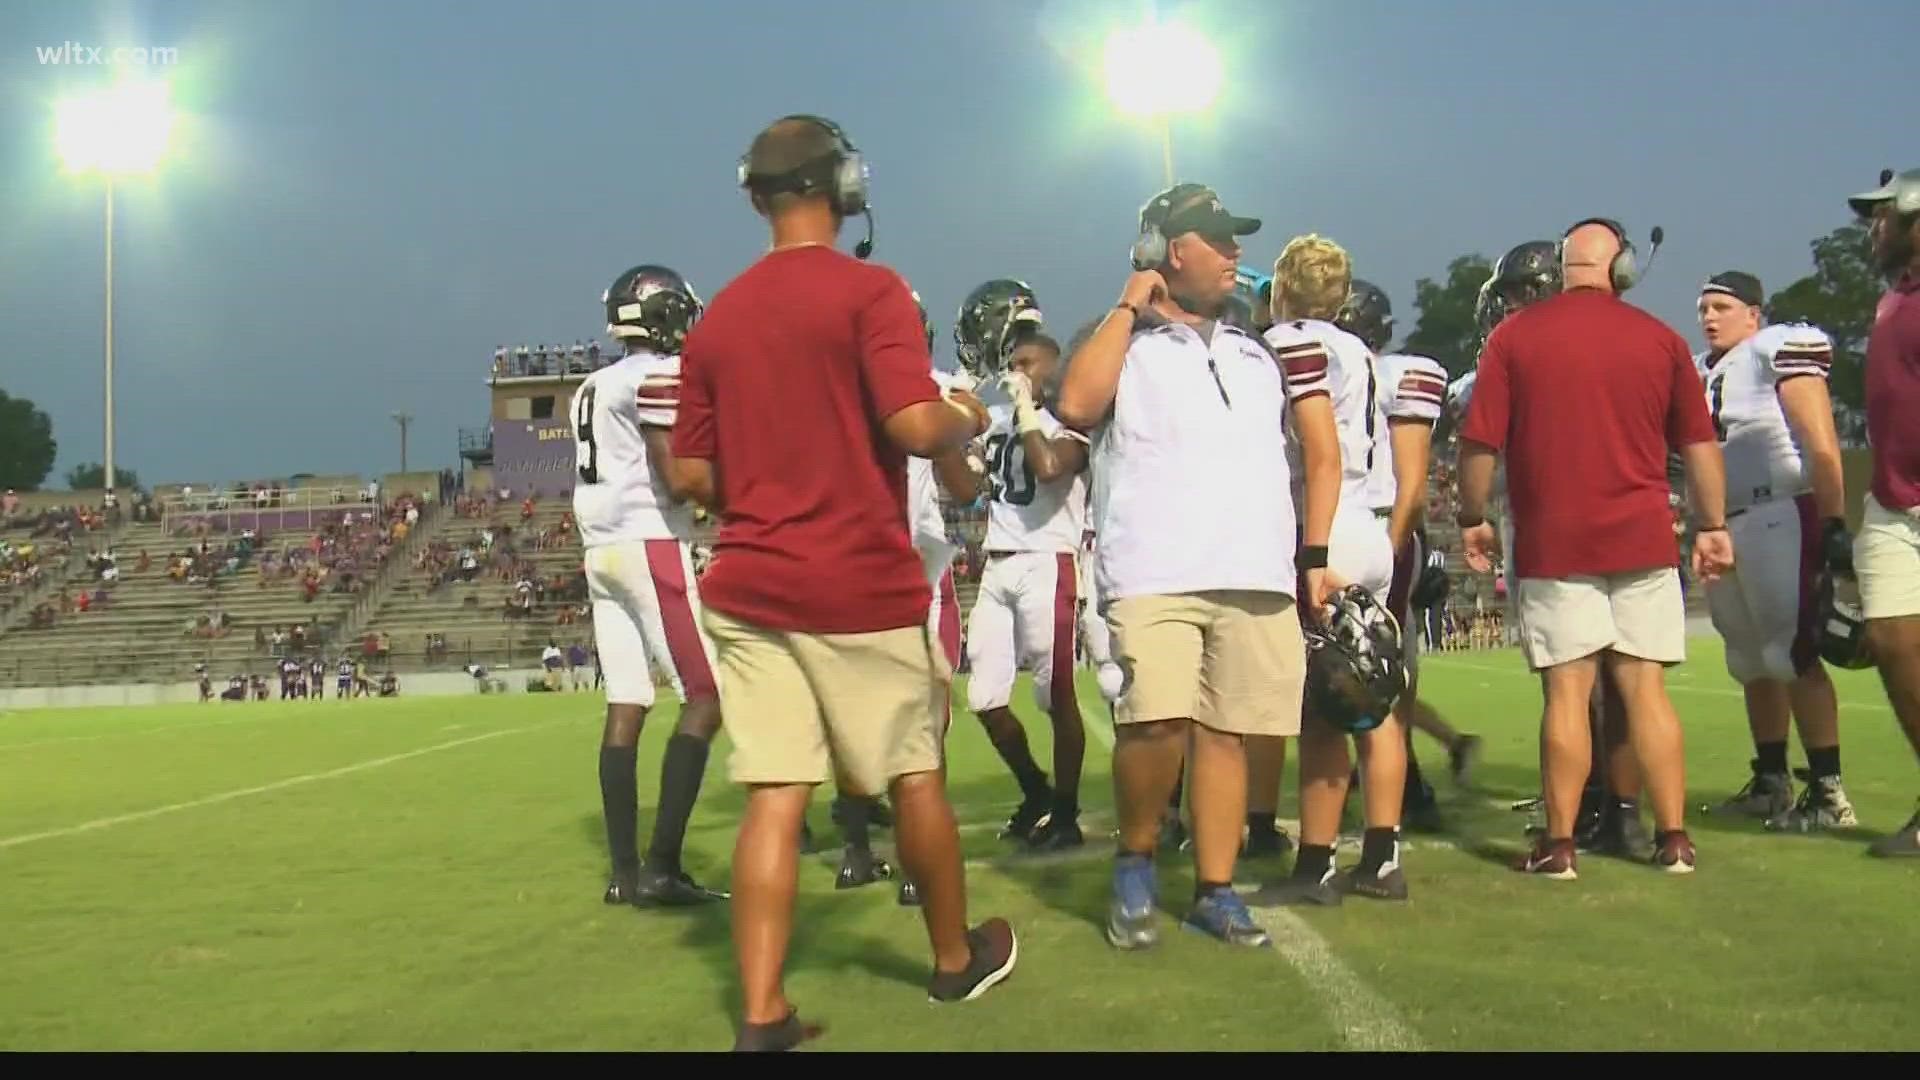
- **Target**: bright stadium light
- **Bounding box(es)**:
[1102,22,1222,119]
[56,78,175,175]
[55,77,176,496]
[1101,21,1221,186]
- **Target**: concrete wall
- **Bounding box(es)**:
[0,670,535,711]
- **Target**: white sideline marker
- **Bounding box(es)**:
[0,724,545,851]
[1076,691,1426,1052]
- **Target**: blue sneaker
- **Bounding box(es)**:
[1183,889,1272,948]
[1105,855,1158,950]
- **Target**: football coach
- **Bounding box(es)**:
[1456,217,1733,878]
[1057,183,1342,950]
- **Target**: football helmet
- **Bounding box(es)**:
[954,279,1043,379]
[1336,278,1395,353]
[1816,572,1875,671]
[1473,278,1512,340]
[1488,240,1561,311]
[1305,586,1411,734]
[603,265,702,354]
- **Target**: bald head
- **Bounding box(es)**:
[1561,222,1622,291]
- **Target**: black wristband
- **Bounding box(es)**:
[1695,524,1728,534]
[1296,545,1329,571]
[1455,511,1485,529]
[1114,301,1139,320]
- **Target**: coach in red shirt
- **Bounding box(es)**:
[1846,169,1920,857]
[667,116,1016,1050]
[1457,218,1734,878]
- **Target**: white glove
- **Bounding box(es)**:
[998,371,1034,405]
[1001,371,1043,436]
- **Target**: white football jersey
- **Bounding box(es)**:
[982,403,1089,553]
[1267,319,1383,511]
[569,350,696,546]
[906,457,949,552]
[1365,353,1448,510]
[1695,323,1833,512]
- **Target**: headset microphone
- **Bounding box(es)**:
[1640,225,1665,282]
[854,207,875,260]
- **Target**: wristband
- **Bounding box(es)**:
[1454,511,1485,529]
[1296,545,1329,571]
[1114,301,1139,320]
[1695,524,1728,534]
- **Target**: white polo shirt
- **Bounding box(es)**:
[1090,319,1323,601]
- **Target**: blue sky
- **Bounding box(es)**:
[0,0,1903,487]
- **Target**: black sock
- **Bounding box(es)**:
[1292,843,1335,883]
[1359,827,1400,872]
[599,745,639,877]
[1051,794,1078,825]
[987,728,1050,801]
[1807,745,1841,780]
[1755,740,1789,776]
[1194,879,1232,902]
[1168,776,1185,813]
[646,734,710,873]
[835,795,872,854]
[1248,811,1277,834]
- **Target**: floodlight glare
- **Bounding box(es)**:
[1102,23,1222,117]
[56,78,175,175]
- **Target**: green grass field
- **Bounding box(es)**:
[3,639,1917,1051]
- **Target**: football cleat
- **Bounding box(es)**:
[834,848,893,890]
[1242,823,1294,860]
[1766,771,1858,832]
[603,873,641,906]
[999,795,1052,843]
[1249,867,1343,908]
[1868,802,1920,858]
[897,880,922,907]
[1024,814,1084,854]
[1335,863,1410,902]
[1711,764,1793,819]
[634,866,729,906]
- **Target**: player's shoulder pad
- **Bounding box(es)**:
[1264,321,1332,397]
[1758,321,1833,378]
[1381,353,1449,421]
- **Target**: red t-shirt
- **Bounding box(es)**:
[672,246,939,633]
[1866,273,1920,512]
[1460,289,1716,580]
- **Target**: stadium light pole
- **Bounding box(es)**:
[391,412,413,473]
[55,78,176,496]
[1102,18,1222,187]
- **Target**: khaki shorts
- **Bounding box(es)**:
[1515,568,1685,670]
[1104,590,1305,736]
[702,607,946,795]
[1856,493,1920,620]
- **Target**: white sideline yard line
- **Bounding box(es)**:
[0,723,549,852]
[1423,655,1892,712]
[1074,691,1425,1052]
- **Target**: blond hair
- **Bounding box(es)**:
[1272,234,1352,322]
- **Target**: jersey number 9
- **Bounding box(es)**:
[574,386,600,484]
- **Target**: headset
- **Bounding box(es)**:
[737,114,875,259]
[1559,217,1663,292]
[1130,183,1207,271]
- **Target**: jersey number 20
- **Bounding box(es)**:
[984,433,1037,506]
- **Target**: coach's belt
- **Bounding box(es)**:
[1372,507,1392,520]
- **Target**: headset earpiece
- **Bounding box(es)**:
[1130,224,1168,271]
[1561,217,1639,292]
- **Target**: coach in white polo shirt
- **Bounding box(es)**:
[1058,183,1342,950]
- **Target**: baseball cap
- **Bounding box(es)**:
[1848,168,1920,217]
[1141,183,1261,240]
[1700,271,1763,307]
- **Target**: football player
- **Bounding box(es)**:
[841,291,981,901]
[1250,237,1413,905]
[574,264,726,908]
[1694,271,1854,830]
[1344,281,1472,832]
[955,279,1093,851]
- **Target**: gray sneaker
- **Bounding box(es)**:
[1714,763,1792,819]
[1765,771,1858,833]
[1868,803,1920,858]
[1183,889,1272,948]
